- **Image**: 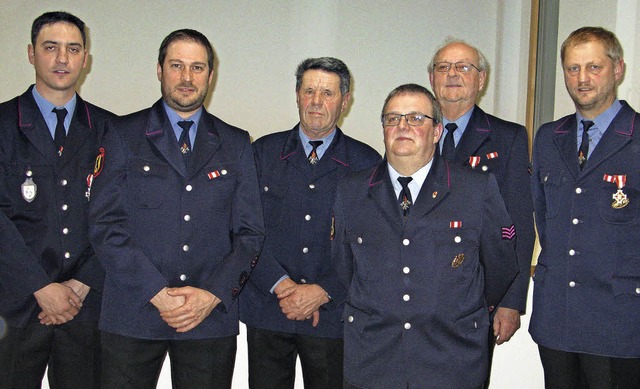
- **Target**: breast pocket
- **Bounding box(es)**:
[127,158,168,209]
[599,179,640,224]
[259,177,286,227]
[4,162,52,212]
[540,170,564,219]
[347,230,382,281]
[436,228,480,283]
[203,162,238,213]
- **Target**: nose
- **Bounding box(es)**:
[56,48,69,64]
[181,67,192,82]
[397,115,410,130]
[577,68,589,83]
[311,91,322,105]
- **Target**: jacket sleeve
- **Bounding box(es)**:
[496,125,535,312]
[200,131,265,310]
[480,173,519,309]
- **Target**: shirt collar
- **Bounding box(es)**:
[298,126,336,160]
[32,85,77,133]
[387,158,433,204]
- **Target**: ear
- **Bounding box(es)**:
[340,92,351,112]
[82,51,88,69]
[428,70,435,89]
[433,123,443,143]
[613,59,625,82]
[478,70,487,91]
[156,62,163,81]
[28,44,35,65]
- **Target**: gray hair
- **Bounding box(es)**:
[295,57,351,96]
[427,37,489,74]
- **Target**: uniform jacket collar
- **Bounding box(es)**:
[368,156,451,229]
[552,100,636,180]
[18,85,93,168]
[144,99,221,178]
[279,125,351,178]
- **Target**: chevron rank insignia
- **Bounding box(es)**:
[501,224,516,240]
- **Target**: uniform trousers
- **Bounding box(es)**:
[246,326,343,389]
[101,331,236,389]
[0,320,101,389]
[539,345,640,389]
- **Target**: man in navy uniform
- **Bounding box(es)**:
[0,11,115,388]
[530,26,640,388]
[428,39,535,386]
[332,84,518,388]
[89,29,264,388]
[241,57,380,389]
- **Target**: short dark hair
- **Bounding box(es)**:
[381,83,442,124]
[295,57,351,96]
[158,29,214,74]
[31,11,86,47]
[561,26,623,64]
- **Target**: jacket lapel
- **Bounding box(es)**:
[412,156,450,219]
[57,96,92,169]
[145,100,187,178]
[189,110,221,178]
[581,102,636,176]
[455,106,491,165]
[17,87,57,160]
[552,115,580,180]
[368,161,405,230]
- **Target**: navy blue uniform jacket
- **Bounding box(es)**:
[447,105,534,312]
[240,126,380,338]
[530,101,640,358]
[332,157,519,388]
[0,86,114,327]
[89,100,264,339]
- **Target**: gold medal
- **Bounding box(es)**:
[612,189,629,209]
[451,253,465,268]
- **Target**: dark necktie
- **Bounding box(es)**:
[442,122,458,161]
[308,140,323,165]
[53,108,68,157]
[178,120,194,166]
[578,120,594,169]
[397,176,413,217]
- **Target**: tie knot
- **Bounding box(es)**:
[445,122,458,133]
[53,107,68,122]
[581,120,594,133]
[397,176,413,188]
[178,120,194,132]
[309,140,323,149]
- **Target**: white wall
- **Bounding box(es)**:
[0,0,550,387]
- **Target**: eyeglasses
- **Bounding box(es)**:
[381,112,434,127]
[433,61,481,73]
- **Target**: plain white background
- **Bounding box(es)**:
[1,1,639,388]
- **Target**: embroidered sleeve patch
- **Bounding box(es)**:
[501,224,516,240]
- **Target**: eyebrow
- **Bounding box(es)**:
[41,40,83,48]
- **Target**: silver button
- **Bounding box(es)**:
[264,186,269,192]
[454,236,462,243]
[575,187,582,194]
[143,165,150,172]
[60,179,68,186]
[180,274,187,281]
[403,239,410,246]
[482,165,488,172]
[569,249,576,256]
[403,267,410,274]
[184,214,191,221]
[348,315,354,323]
[302,247,309,254]
[569,281,576,287]
[403,294,410,301]
[64,252,71,258]
[62,228,69,235]
[357,237,363,244]
[61,204,68,211]
[186,184,193,191]
[305,214,311,221]
[183,245,189,252]
[309,184,315,189]
[300,278,307,284]
[26,170,33,177]
[636,288,640,294]
[221,169,228,175]
[572,218,579,225]
[404,323,411,330]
